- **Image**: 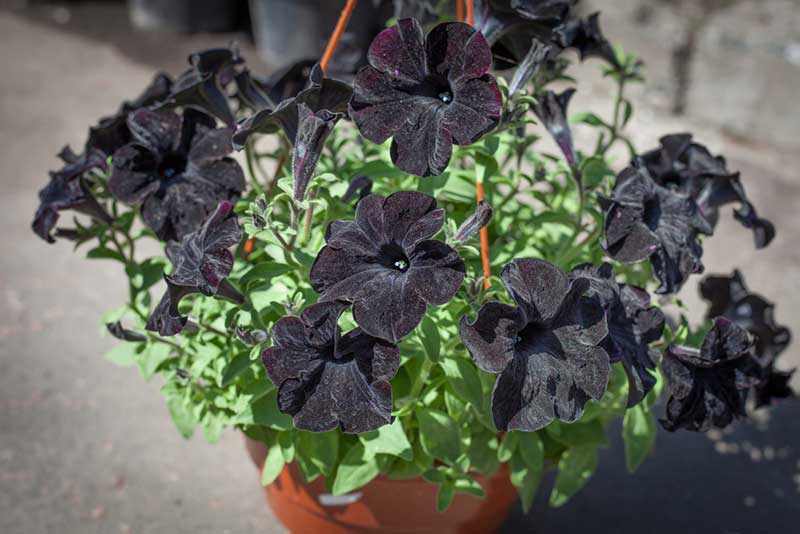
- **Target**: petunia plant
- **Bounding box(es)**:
[33,1,793,516]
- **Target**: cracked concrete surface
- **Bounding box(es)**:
[1,2,798,533]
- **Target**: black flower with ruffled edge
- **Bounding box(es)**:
[570,263,665,407]
[600,166,713,294]
[262,300,400,433]
[661,318,762,432]
[640,133,775,248]
[473,0,574,69]
[554,12,620,69]
[309,191,466,343]
[532,88,576,165]
[146,201,244,336]
[700,270,793,407]
[459,258,610,431]
[109,108,245,242]
[232,63,352,150]
[159,46,242,126]
[349,18,502,177]
[32,73,173,243]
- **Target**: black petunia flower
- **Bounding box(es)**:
[700,270,794,407]
[32,73,173,243]
[600,166,713,294]
[459,258,610,431]
[349,18,502,177]
[159,46,242,126]
[146,201,244,336]
[554,12,620,69]
[109,108,245,242]
[232,63,352,150]
[570,263,665,407]
[473,0,574,69]
[532,88,576,165]
[32,150,113,243]
[661,318,762,432]
[262,300,400,433]
[309,191,466,343]
[639,133,775,248]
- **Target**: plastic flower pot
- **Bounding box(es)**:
[127,0,240,33]
[244,436,518,534]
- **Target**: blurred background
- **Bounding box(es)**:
[0,0,798,532]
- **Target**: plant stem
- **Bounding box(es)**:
[476,182,492,290]
[456,0,464,22]
[319,0,357,73]
[465,0,474,25]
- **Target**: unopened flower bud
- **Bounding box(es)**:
[454,201,493,243]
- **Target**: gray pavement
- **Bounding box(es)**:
[1,3,798,533]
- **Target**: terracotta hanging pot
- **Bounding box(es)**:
[245,436,518,534]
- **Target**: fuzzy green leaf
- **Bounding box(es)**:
[418,315,441,363]
[261,443,285,486]
[360,418,413,460]
[417,408,461,464]
[440,357,484,410]
[549,445,598,507]
[332,442,381,495]
[622,403,656,472]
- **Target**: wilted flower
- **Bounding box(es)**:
[454,200,494,243]
[459,258,610,432]
[146,202,244,336]
[661,318,762,432]
[639,133,775,248]
[262,300,400,433]
[236,326,269,346]
[109,108,245,242]
[507,38,551,97]
[532,88,576,165]
[232,63,352,150]
[160,45,242,126]
[700,270,793,407]
[600,166,713,294]
[310,191,466,343]
[349,18,502,176]
[554,12,620,69]
[570,263,665,407]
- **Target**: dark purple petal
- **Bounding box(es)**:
[127,109,182,154]
[426,22,493,82]
[341,175,373,203]
[459,301,525,374]
[368,18,427,84]
[383,191,440,246]
[508,38,551,96]
[188,127,235,164]
[406,240,466,304]
[165,68,235,126]
[145,285,192,336]
[500,258,569,323]
[390,106,453,177]
[108,144,160,204]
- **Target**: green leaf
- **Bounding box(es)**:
[232,389,292,430]
[360,418,412,460]
[296,430,339,476]
[509,451,542,513]
[221,352,252,386]
[138,343,172,380]
[440,357,484,410]
[332,442,381,495]
[546,419,607,447]
[261,444,285,486]
[87,246,126,263]
[278,431,295,462]
[622,403,656,472]
[570,111,609,128]
[417,408,461,464]
[454,475,485,498]
[240,262,293,288]
[137,258,166,291]
[166,395,195,438]
[104,342,139,367]
[518,432,544,470]
[467,433,499,476]
[437,481,455,512]
[417,315,441,363]
[549,445,598,507]
[497,431,519,462]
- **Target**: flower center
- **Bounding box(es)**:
[438,91,453,104]
[514,321,562,356]
[411,74,454,105]
[158,151,188,180]
[378,243,411,272]
[642,197,662,231]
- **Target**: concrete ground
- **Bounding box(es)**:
[0,2,798,533]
